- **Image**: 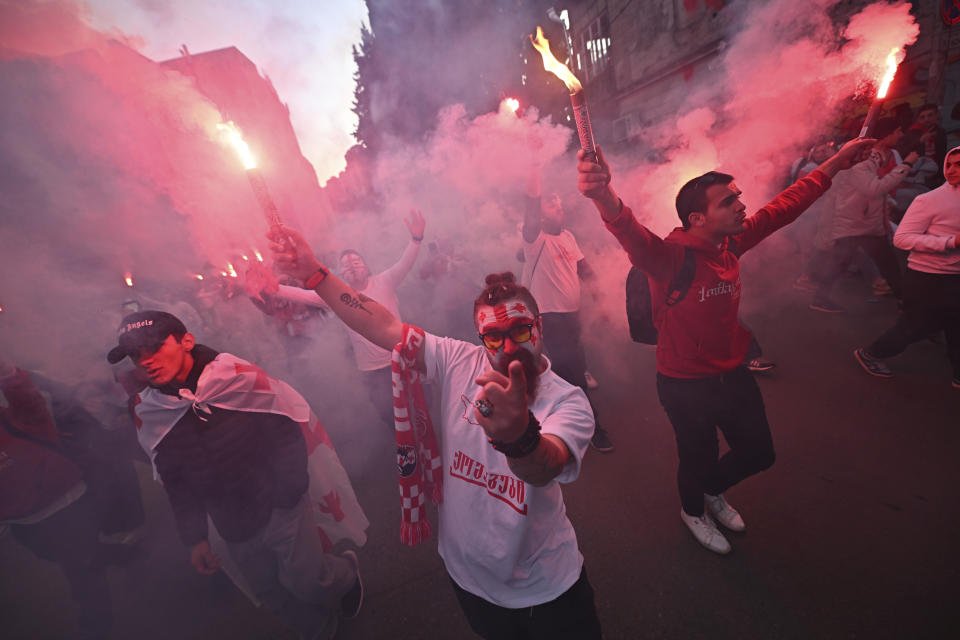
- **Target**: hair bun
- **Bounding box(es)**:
[484,271,516,287]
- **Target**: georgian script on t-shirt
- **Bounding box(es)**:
[449,449,527,515]
[696,277,741,303]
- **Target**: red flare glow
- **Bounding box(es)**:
[123,272,134,287]
[217,121,257,170]
[875,48,901,99]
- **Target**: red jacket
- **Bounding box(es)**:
[606,170,832,378]
[0,369,84,521]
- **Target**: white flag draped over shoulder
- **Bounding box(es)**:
[133,352,369,551]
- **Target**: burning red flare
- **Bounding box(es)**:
[529,26,582,93]
[217,121,257,170]
[859,47,904,138]
[875,47,901,99]
[124,272,134,287]
[529,26,596,161]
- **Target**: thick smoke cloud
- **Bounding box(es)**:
[0,1,328,381]
[84,0,368,183]
[349,0,919,377]
[0,0,921,389]
[0,0,927,635]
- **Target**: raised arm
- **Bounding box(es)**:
[270,227,404,353]
[848,151,917,199]
[522,161,542,242]
[576,147,685,281]
[815,138,879,178]
[380,209,425,288]
[576,146,623,222]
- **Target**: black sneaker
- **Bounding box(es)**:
[745,358,776,372]
[809,299,845,313]
[340,550,363,619]
[590,428,614,453]
[854,348,892,378]
[952,377,959,389]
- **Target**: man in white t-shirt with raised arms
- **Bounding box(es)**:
[270,226,602,640]
[522,164,613,453]
[272,210,425,427]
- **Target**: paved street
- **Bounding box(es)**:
[2,274,958,640]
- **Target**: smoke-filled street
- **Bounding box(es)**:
[3,276,958,639]
[2,0,959,639]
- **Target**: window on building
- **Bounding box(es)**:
[577,12,611,83]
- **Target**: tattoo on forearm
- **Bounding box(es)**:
[340,292,372,314]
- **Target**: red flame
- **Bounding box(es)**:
[875,48,901,99]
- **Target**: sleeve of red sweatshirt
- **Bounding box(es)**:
[735,169,832,254]
[603,206,686,282]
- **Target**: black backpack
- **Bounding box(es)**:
[626,248,697,344]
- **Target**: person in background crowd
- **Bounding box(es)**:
[855,147,960,387]
[810,119,917,313]
[1,359,112,639]
[899,103,948,189]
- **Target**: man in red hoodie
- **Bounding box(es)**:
[575,139,872,554]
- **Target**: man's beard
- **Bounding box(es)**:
[501,349,541,399]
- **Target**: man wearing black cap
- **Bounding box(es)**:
[107,310,362,639]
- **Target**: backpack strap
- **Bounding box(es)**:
[524,238,547,287]
[665,247,697,307]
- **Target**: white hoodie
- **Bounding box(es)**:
[893,146,960,274]
[814,149,909,248]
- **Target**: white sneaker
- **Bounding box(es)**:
[704,493,746,532]
[680,510,731,555]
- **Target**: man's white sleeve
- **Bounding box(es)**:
[539,386,594,484]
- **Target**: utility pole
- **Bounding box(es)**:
[926,6,952,105]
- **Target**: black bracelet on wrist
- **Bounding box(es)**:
[412,235,424,243]
[489,411,542,458]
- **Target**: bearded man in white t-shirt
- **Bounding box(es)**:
[271,225,603,640]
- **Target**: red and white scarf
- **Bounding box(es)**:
[392,324,443,546]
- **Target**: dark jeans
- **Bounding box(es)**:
[361,366,395,427]
[867,269,960,377]
[540,312,603,431]
[656,367,776,516]
[451,566,602,640]
[11,493,112,639]
[813,235,903,301]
